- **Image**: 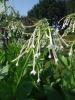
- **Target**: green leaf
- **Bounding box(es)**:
[16,79,33,100]
[59,55,68,67]
[0,62,9,79]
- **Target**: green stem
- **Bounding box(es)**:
[14,49,32,94]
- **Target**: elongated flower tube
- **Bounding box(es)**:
[30,50,36,75]
[48,27,53,47]
[36,29,41,55]
[37,69,40,83]
[69,48,72,56]
[31,28,37,48]
[52,46,58,64]
[34,52,40,58]
[37,77,40,83]
[72,22,75,33]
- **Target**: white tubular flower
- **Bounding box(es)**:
[15,55,20,67]
[65,19,69,26]
[72,22,75,33]
[48,49,51,58]
[34,53,39,58]
[38,52,40,56]
[34,51,40,58]
[61,23,65,29]
[55,57,58,64]
[69,46,73,56]
[52,48,58,64]
[69,51,72,56]
[32,29,36,48]
[16,61,19,67]
[37,78,40,83]
[49,32,53,46]
[62,19,69,29]
[30,69,36,75]
[37,70,40,83]
[31,50,36,75]
[36,29,40,55]
[48,27,53,59]
[48,54,51,58]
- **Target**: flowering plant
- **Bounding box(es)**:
[0,13,75,99]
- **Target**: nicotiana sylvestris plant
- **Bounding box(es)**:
[12,18,71,84]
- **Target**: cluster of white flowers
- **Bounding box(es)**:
[62,18,69,29]
[61,14,75,35]
[12,18,72,83]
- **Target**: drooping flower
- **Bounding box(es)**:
[55,57,58,64]
[52,47,58,64]
[72,22,75,33]
[31,50,36,75]
[37,77,40,83]
[34,52,40,58]
[69,46,73,56]
[37,70,40,83]
[34,53,39,58]
[32,44,35,48]
[32,30,35,48]
[48,54,51,58]
[16,61,19,66]
[30,69,36,75]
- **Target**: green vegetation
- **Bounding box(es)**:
[27,0,75,25]
[0,0,75,100]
